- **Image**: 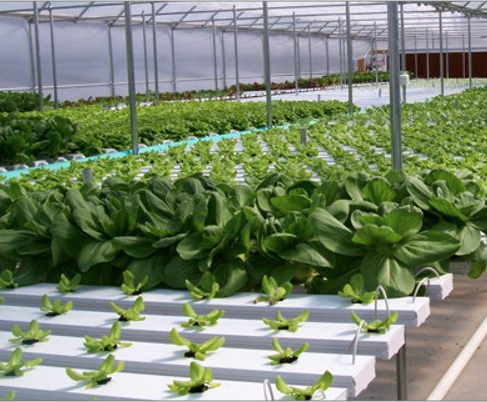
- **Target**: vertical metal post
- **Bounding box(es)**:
[211,17,219,91]
[439,11,444,96]
[221,30,227,88]
[325,35,330,76]
[293,13,299,94]
[48,5,58,107]
[142,13,150,101]
[107,24,115,99]
[169,25,177,92]
[233,6,240,100]
[27,20,36,94]
[400,3,406,103]
[414,35,418,79]
[345,2,353,114]
[124,2,138,156]
[426,28,430,81]
[388,2,402,172]
[33,2,43,112]
[462,33,466,81]
[151,2,159,105]
[374,22,379,85]
[308,27,312,78]
[445,31,449,79]
[262,1,272,129]
[397,345,407,400]
[338,19,343,89]
[468,16,472,89]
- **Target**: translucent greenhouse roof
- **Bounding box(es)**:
[0,1,486,39]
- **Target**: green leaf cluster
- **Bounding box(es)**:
[338,274,375,304]
[181,302,224,328]
[111,296,145,322]
[167,361,220,395]
[275,371,333,401]
[262,310,309,332]
[351,310,398,334]
[66,354,124,388]
[56,273,81,293]
[185,272,219,300]
[0,348,42,377]
[9,320,51,345]
[83,322,132,353]
[254,275,293,305]
[268,338,309,365]
[40,294,73,316]
[169,328,225,360]
[121,270,148,296]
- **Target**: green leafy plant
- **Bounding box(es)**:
[169,328,225,360]
[0,270,17,289]
[40,294,73,317]
[254,275,293,305]
[0,297,4,306]
[0,391,15,401]
[275,371,333,401]
[351,310,399,334]
[338,274,375,304]
[121,270,148,296]
[181,302,225,328]
[83,322,132,353]
[167,361,221,395]
[66,354,124,388]
[185,272,220,300]
[0,348,42,377]
[268,338,309,365]
[262,310,309,332]
[56,273,81,293]
[111,296,145,322]
[9,320,51,345]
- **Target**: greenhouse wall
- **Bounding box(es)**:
[0,15,371,100]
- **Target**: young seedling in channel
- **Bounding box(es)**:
[268,338,309,365]
[0,270,17,290]
[40,294,73,317]
[9,320,51,345]
[56,273,81,293]
[338,274,375,304]
[83,322,132,353]
[111,296,145,322]
[169,328,225,360]
[0,391,15,401]
[262,310,309,332]
[180,303,224,328]
[275,371,333,401]
[351,310,399,334]
[121,270,148,296]
[254,275,293,305]
[167,361,221,395]
[0,348,42,377]
[66,354,124,388]
[185,272,220,300]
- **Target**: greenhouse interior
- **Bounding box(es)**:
[1,0,487,400]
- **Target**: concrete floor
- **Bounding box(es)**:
[353,271,487,400]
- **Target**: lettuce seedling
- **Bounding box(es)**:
[0,270,17,290]
[338,274,375,304]
[167,361,221,395]
[262,310,309,332]
[0,348,42,377]
[0,391,15,401]
[275,371,333,401]
[66,354,124,388]
[9,320,51,345]
[121,271,148,296]
[169,328,225,360]
[83,322,132,353]
[56,273,81,293]
[111,296,145,322]
[40,294,73,317]
[185,272,219,300]
[268,338,309,365]
[181,302,224,328]
[254,275,293,305]
[351,310,399,334]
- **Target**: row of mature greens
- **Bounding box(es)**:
[0,92,49,113]
[0,168,486,298]
[1,99,351,165]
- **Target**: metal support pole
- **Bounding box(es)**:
[221,30,227,88]
[325,35,330,76]
[345,2,353,114]
[462,33,466,81]
[107,25,115,99]
[27,21,36,94]
[308,27,312,78]
[151,2,159,105]
[414,35,418,79]
[439,11,444,96]
[233,6,240,100]
[33,2,43,112]
[426,28,430,81]
[374,22,379,85]
[468,16,472,89]
[141,13,150,101]
[400,3,406,103]
[124,2,139,156]
[211,17,219,91]
[338,19,343,89]
[262,2,272,129]
[169,25,177,92]
[48,5,58,107]
[445,31,449,79]
[293,13,299,94]
[387,1,402,171]
[396,345,407,400]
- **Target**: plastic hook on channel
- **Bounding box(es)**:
[374,285,390,321]
[263,378,275,401]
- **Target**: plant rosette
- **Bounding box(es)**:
[83,322,132,353]
[351,310,399,334]
[40,294,73,317]
[268,338,309,365]
[180,302,225,328]
[254,275,293,305]
[169,328,225,360]
[275,371,333,401]
[111,296,145,322]
[56,273,81,293]
[167,361,221,396]
[9,320,51,345]
[262,310,309,332]
[0,348,42,377]
[66,354,124,388]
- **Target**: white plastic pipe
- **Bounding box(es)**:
[427,316,487,400]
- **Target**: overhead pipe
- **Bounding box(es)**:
[262,1,272,129]
[48,4,59,107]
[345,2,353,114]
[33,1,44,112]
[150,2,159,105]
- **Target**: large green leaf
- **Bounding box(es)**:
[176,233,210,260]
[262,233,300,254]
[14,257,52,286]
[77,240,119,272]
[279,242,333,268]
[383,206,423,238]
[270,194,311,213]
[0,230,46,258]
[405,176,434,211]
[424,169,466,195]
[362,178,396,205]
[344,172,369,201]
[151,232,188,248]
[233,185,254,207]
[72,208,105,241]
[126,255,166,290]
[207,192,232,227]
[164,256,200,288]
[429,198,468,223]
[432,222,480,256]
[469,207,487,230]
[113,236,156,259]
[50,213,87,258]
[213,260,248,297]
[352,225,403,246]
